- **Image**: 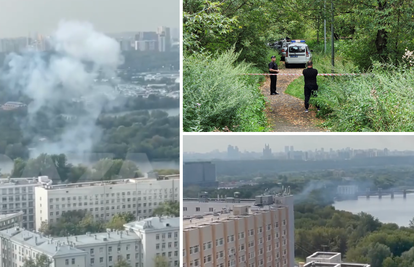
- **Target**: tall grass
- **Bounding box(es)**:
[183,49,270,132]
[316,61,414,131]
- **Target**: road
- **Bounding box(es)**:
[260,64,326,132]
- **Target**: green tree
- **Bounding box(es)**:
[152,200,180,217]
[23,254,52,267]
[106,212,136,230]
[154,255,169,267]
[114,258,131,267]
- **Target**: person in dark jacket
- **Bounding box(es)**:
[268,56,280,95]
[302,60,320,112]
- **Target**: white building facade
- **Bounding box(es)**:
[0,217,178,267]
[124,217,180,267]
[0,178,39,230]
[34,177,179,230]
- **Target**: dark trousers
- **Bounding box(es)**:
[304,84,319,110]
[270,75,277,94]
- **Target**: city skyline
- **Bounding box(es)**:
[184,135,414,153]
[0,0,179,38]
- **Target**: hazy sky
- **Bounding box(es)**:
[0,0,179,38]
[184,135,414,153]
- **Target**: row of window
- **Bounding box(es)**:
[155,242,179,250]
[46,188,178,202]
[46,201,166,210]
[1,187,34,194]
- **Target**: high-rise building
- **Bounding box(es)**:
[263,144,273,159]
[157,26,171,52]
[34,177,179,230]
[134,32,158,51]
[183,193,295,267]
[0,178,38,230]
[183,162,218,188]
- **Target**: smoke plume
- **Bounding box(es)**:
[1,20,124,157]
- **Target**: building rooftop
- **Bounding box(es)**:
[54,230,139,246]
[303,263,370,267]
[0,211,24,220]
[35,177,179,190]
[124,216,179,232]
[308,252,340,259]
[0,227,86,257]
[0,177,39,187]
[183,205,285,230]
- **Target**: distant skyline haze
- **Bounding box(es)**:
[184,135,414,153]
[0,0,179,38]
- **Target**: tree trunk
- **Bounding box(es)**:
[375,0,388,56]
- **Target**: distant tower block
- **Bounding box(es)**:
[403,189,407,199]
[366,188,370,199]
[378,188,382,199]
[391,191,394,199]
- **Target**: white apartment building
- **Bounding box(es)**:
[0,217,178,267]
[0,178,38,230]
[183,194,295,267]
[0,211,24,231]
[0,226,87,267]
[124,217,180,267]
[34,177,179,230]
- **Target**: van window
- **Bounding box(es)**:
[289,46,306,53]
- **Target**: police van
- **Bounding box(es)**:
[285,40,313,68]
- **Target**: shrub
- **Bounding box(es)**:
[183,48,269,132]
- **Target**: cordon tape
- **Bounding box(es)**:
[239,73,367,76]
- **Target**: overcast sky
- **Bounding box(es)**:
[0,0,179,38]
[184,135,414,153]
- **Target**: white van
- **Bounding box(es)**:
[285,40,312,68]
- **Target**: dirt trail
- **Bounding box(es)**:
[260,64,326,132]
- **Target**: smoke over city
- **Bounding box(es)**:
[0,20,124,157]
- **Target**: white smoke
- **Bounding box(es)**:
[1,20,124,157]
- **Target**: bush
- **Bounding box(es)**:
[317,62,414,131]
[183,49,270,132]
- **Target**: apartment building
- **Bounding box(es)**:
[183,194,295,267]
[0,211,23,231]
[302,252,370,267]
[0,226,87,267]
[124,217,180,267]
[0,217,178,267]
[0,178,39,230]
[34,177,179,230]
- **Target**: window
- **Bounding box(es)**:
[196,207,200,211]
[65,259,69,265]
[71,258,75,264]
[90,248,94,254]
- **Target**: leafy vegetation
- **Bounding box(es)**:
[184,0,414,132]
[23,254,52,267]
[183,49,269,132]
[10,154,143,183]
[152,200,180,217]
[183,0,277,132]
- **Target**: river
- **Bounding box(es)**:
[333,194,414,226]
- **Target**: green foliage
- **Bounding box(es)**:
[183,49,269,132]
[40,210,104,236]
[0,104,179,161]
[10,154,143,182]
[152,200,180,217]
[316,63,414,131]
[114,257,131,267]
[23,254,52,267]
[154,255,169,267]
[106,212,136,230]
